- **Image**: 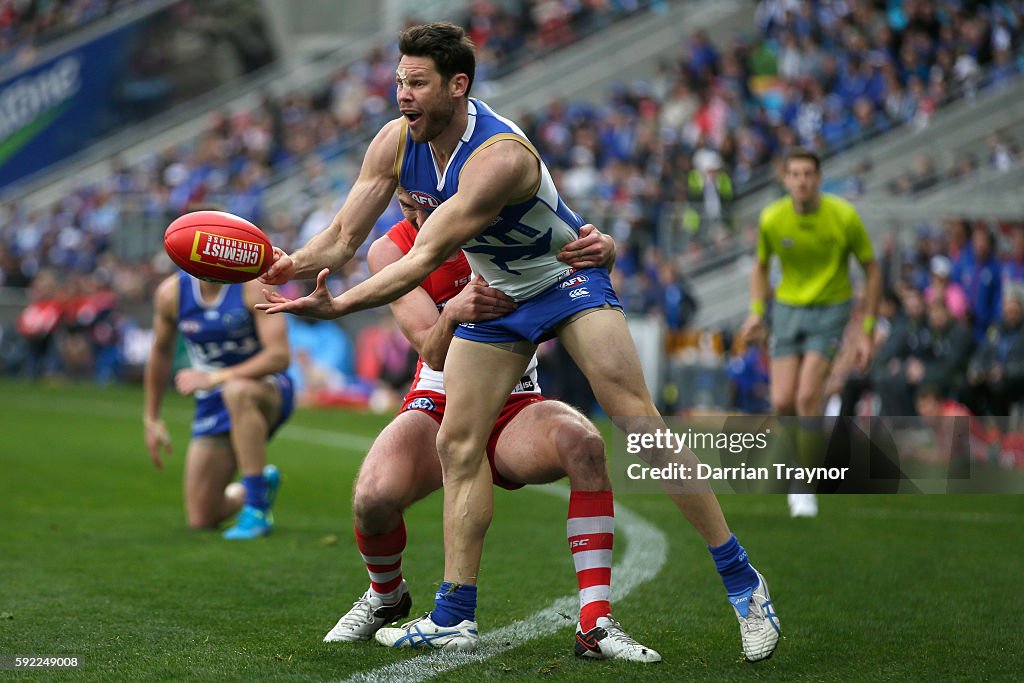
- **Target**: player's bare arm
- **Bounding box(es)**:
[258,139,536,319]
[143,276,179,469]
[366,235,516,370]
[175,281,291,396]
[260,120,402,284]
[740,258,770,343]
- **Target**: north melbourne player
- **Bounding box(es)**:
[144,272,293,539]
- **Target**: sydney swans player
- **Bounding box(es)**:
[258,23,779,660]
[144,273,293,539]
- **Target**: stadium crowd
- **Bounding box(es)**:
[0,0,157,71]
[2,0,1024,454]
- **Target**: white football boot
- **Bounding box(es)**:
[323,582,412,642]
[729,570,781,661]
[574,616,662,663]
[375,613,479,651]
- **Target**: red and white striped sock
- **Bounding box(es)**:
[567,490,614,632]
[354,520,406,605]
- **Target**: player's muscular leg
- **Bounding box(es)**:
[352,411,444,535]
[184,438,239,528]
[557,308,731,545]
[770,357,801,415]
[437,338,531,584]
[222,377,281,477]
[492,401,610,490]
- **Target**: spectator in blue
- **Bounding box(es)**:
[1003,224,1024,286]
[952,224,1003,340]
[727,339,770,414]
[687,29,719,79]
[655,263,699,333]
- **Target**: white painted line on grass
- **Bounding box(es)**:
[335,485,668,683]
[5,393,375,453]
[279,425,375,453]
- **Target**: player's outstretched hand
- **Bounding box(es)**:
[557,224,616,269]
[259,247,295,285]
[143,417,172,470]
[255,268,340,319]
[445,275,517,322]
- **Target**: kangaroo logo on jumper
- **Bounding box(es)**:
[463,221,553,275]
[409,191,440,209]
[559,274,589,289]
[405,397,436,412]
[569,287,590,299]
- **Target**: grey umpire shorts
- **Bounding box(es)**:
[770,300,852,359]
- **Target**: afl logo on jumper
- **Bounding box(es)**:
[409,191,440,209]
[559,274,590,289]
[405,396,436,412]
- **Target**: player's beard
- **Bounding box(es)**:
[413,94,456,143]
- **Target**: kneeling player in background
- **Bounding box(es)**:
[322,189,659,662]
[143,271,293,539]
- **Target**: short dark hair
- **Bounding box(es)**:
[783,147,821,173]
[399,22,476,96]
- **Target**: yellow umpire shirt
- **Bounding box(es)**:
[756,194,874,307]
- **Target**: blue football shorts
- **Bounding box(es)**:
[192,372,295,438]
[454,267,621,345]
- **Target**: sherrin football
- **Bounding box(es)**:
[164,210,272,284]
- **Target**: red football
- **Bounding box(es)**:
[164,211,272,284]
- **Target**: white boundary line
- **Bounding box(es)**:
[336,486,668,683]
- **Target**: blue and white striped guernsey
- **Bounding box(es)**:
[396,98,586,301]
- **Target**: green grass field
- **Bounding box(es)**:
[1,379,1022,682]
